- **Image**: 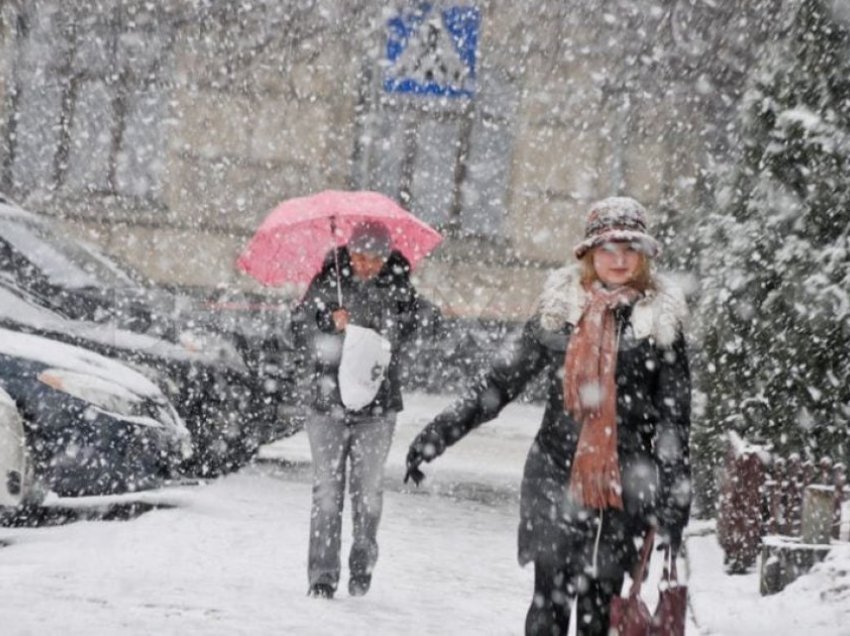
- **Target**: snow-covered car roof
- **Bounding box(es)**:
[0,326,164,400]
[0,282,237,367]
[0,202,135,289]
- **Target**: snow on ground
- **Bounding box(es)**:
[687,521,850,636]
[2,392,848,635]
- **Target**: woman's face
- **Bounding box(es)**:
[591,242,643,287]
[350,251,386,280]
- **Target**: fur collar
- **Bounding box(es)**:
[538,265,688,346]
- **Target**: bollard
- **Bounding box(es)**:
[801,484,834,545]
[765,478,780,535]
[818,457,832,485]
[787,455,803,535]
[717,437,766,573]
[773,457,787,534]
[834,463,846,540]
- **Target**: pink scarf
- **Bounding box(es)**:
[564,284,640,510]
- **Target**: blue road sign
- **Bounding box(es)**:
[384,3,479,98]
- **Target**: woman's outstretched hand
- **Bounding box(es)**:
[405,423,446,486]
[404,446,426,486]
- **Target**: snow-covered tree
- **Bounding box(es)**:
[695,0,850,507]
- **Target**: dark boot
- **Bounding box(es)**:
[308,583,335,599]
[348,573,372,597]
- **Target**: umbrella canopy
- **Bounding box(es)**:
[236,190,443,286]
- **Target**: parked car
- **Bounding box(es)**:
[0,196,295,439]
[0,277,273,475]
[182,285,299,421]
[0,327,192,501]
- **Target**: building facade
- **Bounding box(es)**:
[0,0,776,319]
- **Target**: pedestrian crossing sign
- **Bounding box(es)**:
[384,4,479,98]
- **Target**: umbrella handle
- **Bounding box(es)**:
[333,248,343,307]
[330,216,343,307]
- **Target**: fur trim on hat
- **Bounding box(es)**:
[538,265,687,346]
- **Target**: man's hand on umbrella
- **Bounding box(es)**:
[332,308,350,332]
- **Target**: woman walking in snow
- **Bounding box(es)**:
[293,221,425,600]
[405,197,691,635]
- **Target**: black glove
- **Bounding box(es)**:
[404,445,426,486]
[404,423,447,487]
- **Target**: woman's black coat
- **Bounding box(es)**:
[291,247,423,416]
[410,266,691,578]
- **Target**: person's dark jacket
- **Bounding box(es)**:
[409,265,691,577]
[292,247,423,416]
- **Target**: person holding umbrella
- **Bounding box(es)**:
[238,191,441,600]
[404,197,691,634]
[292,220,430,600]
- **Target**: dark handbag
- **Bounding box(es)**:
[609,528,655,636]
[649,547,688,636]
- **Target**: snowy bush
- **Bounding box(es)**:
[696,0,850,509]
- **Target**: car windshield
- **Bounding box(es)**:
[0,217,135,289]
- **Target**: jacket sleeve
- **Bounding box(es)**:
[654,331,692,546]
[411,317,549,461]
[289,273,342,403]
[301,276,341,334]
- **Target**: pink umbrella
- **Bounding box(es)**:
[236,190,443,287]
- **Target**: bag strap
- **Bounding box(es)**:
[628,527,655,597]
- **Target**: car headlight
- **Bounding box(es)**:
[178,330,247,372]
[37,368,144,419]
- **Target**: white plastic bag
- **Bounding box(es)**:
[338,324,392,411]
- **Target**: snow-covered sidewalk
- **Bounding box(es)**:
[0,464,532,635]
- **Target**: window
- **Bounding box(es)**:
[7,5,172,201]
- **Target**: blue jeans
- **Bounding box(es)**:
[306,409,396,588]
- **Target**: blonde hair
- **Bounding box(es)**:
[579,248,655,293]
